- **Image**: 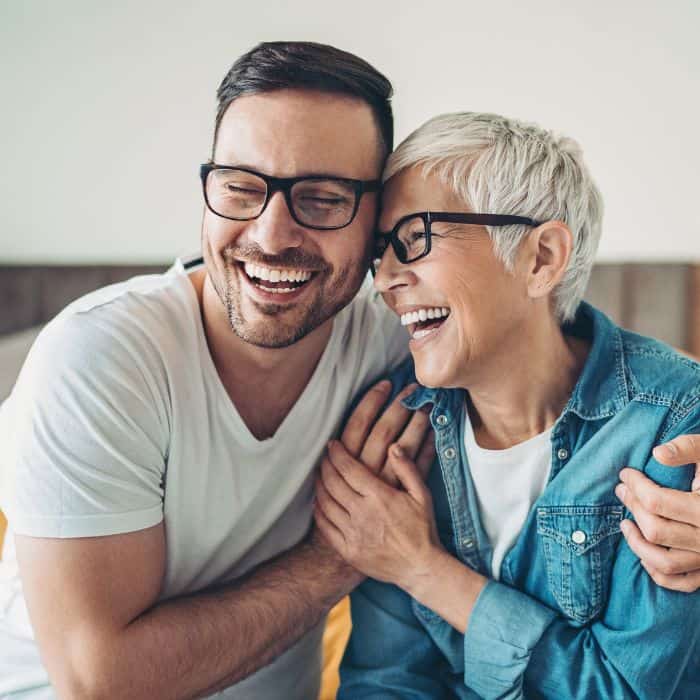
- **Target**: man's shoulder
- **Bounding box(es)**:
[58,262,189,325]
[14,263,198,402]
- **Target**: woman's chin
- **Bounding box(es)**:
[412,355,451,389]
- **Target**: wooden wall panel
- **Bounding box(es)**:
[584,264,626,326]
[623,264,690,349]
[1,263,698,354]
[689,265,700,358]
[0,265,166,335]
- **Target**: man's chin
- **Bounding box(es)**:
[228,309,325,349]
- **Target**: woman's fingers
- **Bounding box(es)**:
[414,430,437,480]
[386,445,431,504]
[359,383,418,471]
[395,406,432,461]
[316,463,353,530]
[339,380,393,457]
[327,440,393,498]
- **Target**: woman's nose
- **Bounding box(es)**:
[373,245,412,293]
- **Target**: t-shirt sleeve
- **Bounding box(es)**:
[1,310,168,538]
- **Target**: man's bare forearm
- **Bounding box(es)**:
[81,536,361,700]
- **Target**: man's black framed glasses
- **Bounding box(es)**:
[374,211,543,266]
[200,163,381,231]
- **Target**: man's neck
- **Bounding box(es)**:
[191,269,334,440]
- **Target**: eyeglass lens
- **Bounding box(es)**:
[396,215,429,262]
[206,168,359,228]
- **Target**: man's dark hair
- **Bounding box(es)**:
[213,41,393,159]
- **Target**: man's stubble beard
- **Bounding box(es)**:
[214,256,370,349]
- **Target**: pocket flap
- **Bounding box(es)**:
[536,505,623,555]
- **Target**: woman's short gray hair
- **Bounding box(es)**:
[383,112,604,322]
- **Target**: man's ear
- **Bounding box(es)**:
[522,221,573,300]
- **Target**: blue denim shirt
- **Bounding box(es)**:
[339,303,700,699]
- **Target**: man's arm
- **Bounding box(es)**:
[616,433,700,592]
[17,524,356,700]
[17,379,433,699]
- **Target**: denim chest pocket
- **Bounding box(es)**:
[537,505,623,624]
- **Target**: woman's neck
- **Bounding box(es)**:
[463,314,590,450]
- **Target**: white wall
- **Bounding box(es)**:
[1,0,698,263]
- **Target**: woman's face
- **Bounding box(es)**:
[375,166,532,389]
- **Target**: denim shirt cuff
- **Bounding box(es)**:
[463,580,558,699]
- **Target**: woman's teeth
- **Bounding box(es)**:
[412,327,439,339]
[400,307,450,326]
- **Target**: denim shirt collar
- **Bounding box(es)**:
[402,302,630,424]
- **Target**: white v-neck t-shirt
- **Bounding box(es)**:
[463,406,553,580]
[0,259,408,699]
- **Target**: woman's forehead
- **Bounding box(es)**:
[379,167,465,227]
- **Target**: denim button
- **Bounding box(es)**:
[436,414,449,426]
[462,538,474,548]
[571,529,587,544]
[443,447,457,459]
[557,448,569,461]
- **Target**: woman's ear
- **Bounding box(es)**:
[523,221,573,300]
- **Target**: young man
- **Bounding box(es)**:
[0,42,425,699]
[1,41,698,699]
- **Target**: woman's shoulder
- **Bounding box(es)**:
[620,328,700,415]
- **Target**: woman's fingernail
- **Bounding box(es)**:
[615,484,627,501]
[392,444,404,458]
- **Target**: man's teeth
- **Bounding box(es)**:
[400,307,450,327]
[243,262,313,283]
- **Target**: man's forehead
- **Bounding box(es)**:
[214,90,382,178]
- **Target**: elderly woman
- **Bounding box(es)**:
[315,113,700,699]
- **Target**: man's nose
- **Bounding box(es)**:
[244,191,304,254]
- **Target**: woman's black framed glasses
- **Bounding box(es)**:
[200,163,381,231]
[374,211,543,267]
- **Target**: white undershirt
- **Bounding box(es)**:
[463,404,553,580]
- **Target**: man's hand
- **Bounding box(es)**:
[615,434,700,592]
[337,379,436,485]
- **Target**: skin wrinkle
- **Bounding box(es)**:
[216,243,366,349]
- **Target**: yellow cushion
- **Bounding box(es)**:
[319,596,352,699]
[0,510,6,558]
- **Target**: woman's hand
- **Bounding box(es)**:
[335,379,436,485]
[616,434,700,592]
[314,441,443,590]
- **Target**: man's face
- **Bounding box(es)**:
[202,89,382,348]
